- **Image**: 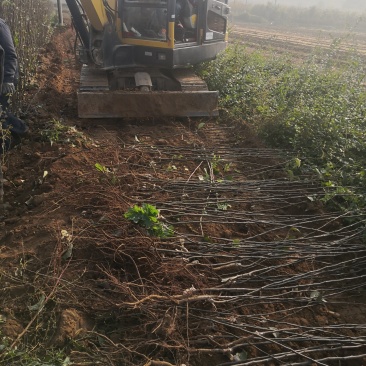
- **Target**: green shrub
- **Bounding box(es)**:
[0,0,54,112]
[124,204,174,238]
[197,42,366,211]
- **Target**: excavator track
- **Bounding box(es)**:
[78,66,218,118]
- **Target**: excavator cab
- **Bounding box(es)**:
[66,0,229,118]
[121,0,169,40]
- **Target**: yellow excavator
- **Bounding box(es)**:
[65,0,229,118]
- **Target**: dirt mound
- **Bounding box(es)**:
[0,24,365,366]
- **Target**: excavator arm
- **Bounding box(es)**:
[78,0,111,31]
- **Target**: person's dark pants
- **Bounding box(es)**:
[0,94,29,153]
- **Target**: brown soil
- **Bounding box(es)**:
[0,22,365,366]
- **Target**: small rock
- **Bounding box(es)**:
[25,196,34,207]
[156,139,168,146]
[13,178,24,187]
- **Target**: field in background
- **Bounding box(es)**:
[232,2,366,33]
[230,22,366,61]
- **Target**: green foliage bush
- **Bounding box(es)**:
[125,204,174,238]
[0,0,54,111]
[197,42,366,211]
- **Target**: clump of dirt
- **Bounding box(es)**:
[51,308,94,346]
[0,318,24,340]
[0,21,365,366]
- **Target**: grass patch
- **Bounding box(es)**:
[41,119,87,146]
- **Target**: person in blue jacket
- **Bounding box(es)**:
[0,18,28,151]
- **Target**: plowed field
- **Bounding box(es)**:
[232,22,366,60]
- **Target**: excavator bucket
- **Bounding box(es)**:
[78,90,219,118]
[77,66,219,118]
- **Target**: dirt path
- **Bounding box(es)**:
[0,24,365,365]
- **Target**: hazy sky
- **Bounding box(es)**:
[54,0,366,13]
[246,0,366,12]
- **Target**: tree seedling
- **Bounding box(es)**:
[124,203,173,238]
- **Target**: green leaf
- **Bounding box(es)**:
[95,163,107,173]
[294,157,301,168]
[28,294,46,312]
[62,357,72,366]
[62,244,74,261]
[124,204,173,238]
[217,202,231,211]
[310,290,326,303]
[142,203,159,217]
[287,169,294,180]
[289,227,300,233]
[233,350,248,361]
